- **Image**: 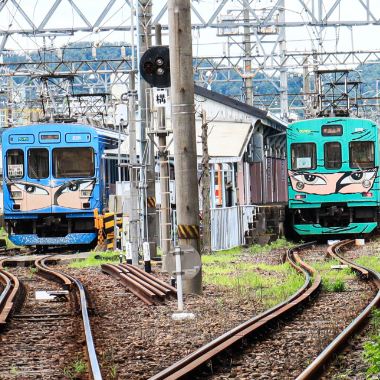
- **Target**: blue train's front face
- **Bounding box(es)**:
[3,124,100,246]
[287,118,380,235]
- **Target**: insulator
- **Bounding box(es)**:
[57,48,62,60]
[121,46,126,58]
[92,46,96,59]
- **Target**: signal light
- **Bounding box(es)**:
[140,46,170,88]
[362,192,373,197]
[295,195,306,199]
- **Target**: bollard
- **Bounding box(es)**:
[171,246,195,320]
[175,246,183,312]
[119,252,123,263]
[126,242,132,264]
[143,242,151,273]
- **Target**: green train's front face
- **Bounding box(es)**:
[287,118,380,235]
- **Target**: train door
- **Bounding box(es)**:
[26,148,51,213]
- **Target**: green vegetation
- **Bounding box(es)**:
[363,309,380,376]
[202,247,305,309]
[311,259,355,282]
[250,236,297,253]
[322,279,346,292]
[68,251,120,268]
[9,364,18,374]
[63,354,87,378]
[0,227,16,248]
[110,366,118,378]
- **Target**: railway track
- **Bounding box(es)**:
[0,256,101,380]
[149,240,378,379]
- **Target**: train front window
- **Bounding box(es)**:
[349,141,375,169]
[324,142,342,169]
[6,149,24,179]
[291,143,316,170]
[53,148,95,178]
[28,148,49,179]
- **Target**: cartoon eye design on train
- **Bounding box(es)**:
[53,179,96,207]
[340,170,376,187]
[12,183,49,195]
[337,169,377,193]
[292,174,327,187]
[288,168,378,195]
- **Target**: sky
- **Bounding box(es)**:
[0,0,380,71]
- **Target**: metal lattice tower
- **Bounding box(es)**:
[0,1,379,121]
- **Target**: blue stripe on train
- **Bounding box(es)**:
[9,233,97,246]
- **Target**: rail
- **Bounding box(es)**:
[296,239,380,379]
[0,258,21,325]
[39,257,102,380]
[149,241,321,380]
[102,263,176,305]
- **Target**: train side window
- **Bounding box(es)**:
[324,142,342,169]
[6,149,24,179]
[28,148,49,179]
[290,143,316,170]
[53,147,95,178]
[349,141,375,169]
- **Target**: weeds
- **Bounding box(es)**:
[9,364,18,374]
[68,251,120,268]
[322,279,346,292]
[110,366,117,378]
[250,236,296,253]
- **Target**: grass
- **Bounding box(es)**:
[202,247,305,309]
[68,251,120,268]
[250,236,297,253]
[363,309,380,376]
[0,227,17,248]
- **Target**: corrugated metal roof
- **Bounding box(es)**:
[195,120,252,161]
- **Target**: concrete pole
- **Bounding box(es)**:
[168,0,202,294]
[156,24,171,255]
[244,9,252,106]
[138,0,158,250]
[201,110,211,254]
[128,75,140,265]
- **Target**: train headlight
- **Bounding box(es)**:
[296,181,304,190]
[363,180,371,188]
[81,190,92,197]
[10,191,22,199]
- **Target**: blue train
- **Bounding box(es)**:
[287,117,380,236]
[2,124,122,248]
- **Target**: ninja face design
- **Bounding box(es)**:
[5,178,96,211]
[288,168,377,195]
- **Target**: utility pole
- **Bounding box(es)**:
[138,0,158,251]
[168,0,202,294]
[155,24,172,255]
[128,73,140,266]
[201,110,211,254]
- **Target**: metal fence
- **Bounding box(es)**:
[211,205,257,251]
[158,205,257,252]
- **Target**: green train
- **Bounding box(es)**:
[287,117,380,235]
